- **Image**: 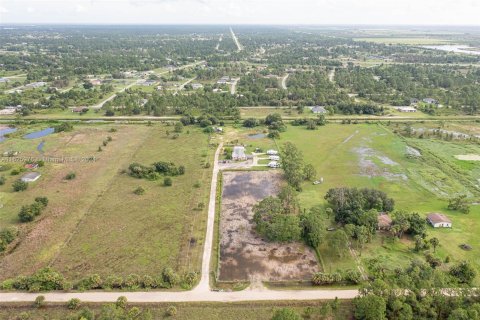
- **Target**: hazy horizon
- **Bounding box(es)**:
[1,0,480,26]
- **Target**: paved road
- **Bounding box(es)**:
[173,77,196,95]
[230,27,243,52]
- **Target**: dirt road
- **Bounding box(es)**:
[193,143,223,293]
[281,74,289,90]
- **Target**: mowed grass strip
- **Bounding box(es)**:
[51,126,212,280]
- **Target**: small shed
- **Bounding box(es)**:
[377,213,393,230]
[232,146,246,161]
[21,172,41,182]
[427,213,452,228]
[311,106,327,114]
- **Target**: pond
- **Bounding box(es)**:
[248,133,267,139]
[37,141,45,153]
[0,127,17,142]
[423,45,480,56]
[23,127,55,139]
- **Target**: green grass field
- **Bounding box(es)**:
[0,300,353,320]
[0,124,213,281]
[280,123,480,280]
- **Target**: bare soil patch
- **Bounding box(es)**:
[455,154,480,161]
[218,171,319,282]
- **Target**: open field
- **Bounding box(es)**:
[0,124,212,281]
[0,300,353,319]
[354,37,451,45]
[218,171,319,282]
[279,123,480,280]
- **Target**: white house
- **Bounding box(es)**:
[266,149,278,155]
[427,213,452,228]
[311,106,327,114]
[268,161,280,168]
[0,109,16,115]
[269,155,280,161]
[232,146,246,161]
[395,106,417,113]
[20,172,41,182]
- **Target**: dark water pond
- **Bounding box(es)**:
[248,133,267,139]
[0,127,17,142]
[23,127,54,139]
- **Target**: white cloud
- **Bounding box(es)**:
[0,6,9,13]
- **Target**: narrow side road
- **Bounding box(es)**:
[230,27,243,52]
[281,74,289,90]
[194,142,222,293]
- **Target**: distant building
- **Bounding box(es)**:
[25,81,47,89]
[141,80,156,86]
[395,106,417,113]
[423,98,439,105]
[71,107,88,113]
[269,155,280,161]
[191,83,203,90]
[89,79,102,86]
[232,146,246,161]
[427,213,452,228]
[311,106,327,114]
[0,78,9,83]
[20,172,41,182]
[0,109,16,115]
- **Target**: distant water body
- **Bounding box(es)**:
[423,45,480,56]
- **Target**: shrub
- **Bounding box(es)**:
[13,179,28,192]
[67,298,81,310]
[272,308,302,320]
[133,186,145,195]
[0,227,18,252]
[0,176,5,185]
[65,172,76,180]
[162,267,179,288]
[35,197,49,207]
[181,272,198,289]
[104,275,123,289]
[142,275,155,288]
[166,306,177,316]
[11,268,66,292]
[312,272,343,285]
[164,177,173,187]
[124,274,141,289]
[54,122,74,133]
[76,274,102,290]
[34,295,45,308]
[116,296,128,309]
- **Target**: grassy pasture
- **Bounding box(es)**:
[280,123,480,280]
[0,124,212,281]
[0,300,353,319]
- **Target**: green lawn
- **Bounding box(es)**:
[280,123,480,280]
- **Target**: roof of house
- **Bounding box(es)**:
[378,213,393,228]
[21,172,41,180]
[311,106,327,113]
[427,213,451,224]
[232,146,246,158]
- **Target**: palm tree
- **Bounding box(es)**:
[429,237,440,253]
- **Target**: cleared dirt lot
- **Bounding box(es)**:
[219,171,319,282]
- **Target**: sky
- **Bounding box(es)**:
[0,0,479,25]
